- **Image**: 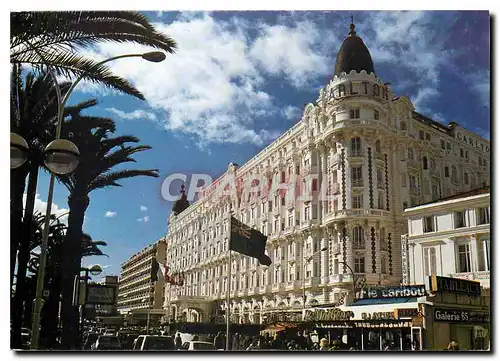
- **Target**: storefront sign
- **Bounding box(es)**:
[361,312,395,320]
[304,308,354,322]
[360,285,426,299]
[434,308,489,324]
[85,284,116,305]
[429,275,481,296]
[394,308,419,319]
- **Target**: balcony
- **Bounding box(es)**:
[351,179,364,188]
[351,151,363,158]
[353,241,365,250]
[330,273,354,284]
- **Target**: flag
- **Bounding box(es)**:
[230,216,272,266]
[151,258,168,283]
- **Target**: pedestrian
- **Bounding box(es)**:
[214,331,225,350]
[174,333,182,349]
[446,340,459,351]
[232,333,240,350]
[319,338,329,351]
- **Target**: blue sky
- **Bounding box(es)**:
[30,11,490,278]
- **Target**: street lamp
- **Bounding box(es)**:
[29,50,166,350]
[302,246,327,319]
[11,132,30,169]
[142,297,151,335]
[44,139,80,175]
[338,261,360,298]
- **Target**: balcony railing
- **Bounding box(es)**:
[353,241,365,250]
[352,179,364,187]
[377,182,385,189]
[450,271,490,281]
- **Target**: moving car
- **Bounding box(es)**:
[91,335,121,350]
[132,335,175,351]
[179,341,217,351]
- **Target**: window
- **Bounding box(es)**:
[432,184,439,200]
[351,137,362,156]
[440,139,446,149]
[374,109,379,120]
[352,166,363,186]
[268,201,272,212]
[378,192,384,209]
[281,197,285,206]
[477,207,490,224]
[454,211,466,228]
[354,257,365,273]
[403,201,408,210]
[409,175,417,191]
[350,108,360,119]
[352,194,363,209]
[444,166,449,178]
[281,171,286,183]
[451,166,457,182]
[458,244,472,273]
[423,216,434,233]
[464,172,469,185]
[446,142,451,150]
[296,165,300,174]
[423,247,437,276]
[400,121,407,130]
[460,148,464,158]
[408,148,414,160]
[425,133,431,141]
[288,213,293,227]
[381,257,387,274]
[312,179,318,191]
[422,156,428,170]
[375,140,381,153]
[353,226,364,249]
[419,130,425,140]
[304,206,310,221]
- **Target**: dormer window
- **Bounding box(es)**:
[350,108,360,119]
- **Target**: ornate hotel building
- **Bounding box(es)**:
[159,22,490,324]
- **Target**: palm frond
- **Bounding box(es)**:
[88,169,159,192]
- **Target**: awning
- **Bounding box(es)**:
[351,297,419,306]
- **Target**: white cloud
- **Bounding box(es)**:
[412,87,439,112]
[140,205,148,212]
[106,107,157,121]
[23,193,69,223]
[136,215,150,223]
[105,211,117,218]
[282,105,300,120]
[75,14,331,147]
[465,70,490,108]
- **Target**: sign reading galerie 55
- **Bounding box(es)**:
[434,308,489,324]
[360,285,427,299]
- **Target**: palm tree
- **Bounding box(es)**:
[10,11,176,99]
[57,104,158,348]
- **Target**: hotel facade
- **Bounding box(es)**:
[159,22,490,325]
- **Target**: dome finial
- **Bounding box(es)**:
[349,15,356,36]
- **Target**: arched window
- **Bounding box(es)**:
[423,156,428,170]
[351,137,362,156]
[451,166,457,182]
[464,172,469,185]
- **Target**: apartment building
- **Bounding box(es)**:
[402,187,490,288]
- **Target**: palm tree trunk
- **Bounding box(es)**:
[60,192,89,350]
[10,168,28,286]
[11,162,38,349]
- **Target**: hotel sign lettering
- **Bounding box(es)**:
[360,285,426,299]
[434,308,489,324]
[327,81,389,101]
[429,275,481,296]
[456,132,489,153]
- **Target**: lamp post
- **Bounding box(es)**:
[142,297,151,335]
[338,261,358,296]
[78,265,102,341]
[302,246,327,319]
[29,50,166,350]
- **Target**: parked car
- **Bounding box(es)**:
[91,335,121,350]
[83,333,99,350]
[179,341,217,351]
[120,333,139,350]
[132,335,175,351]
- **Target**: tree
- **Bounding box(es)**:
[57,104,158,348]
[25,212,107,349]
[10,11,176,100]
